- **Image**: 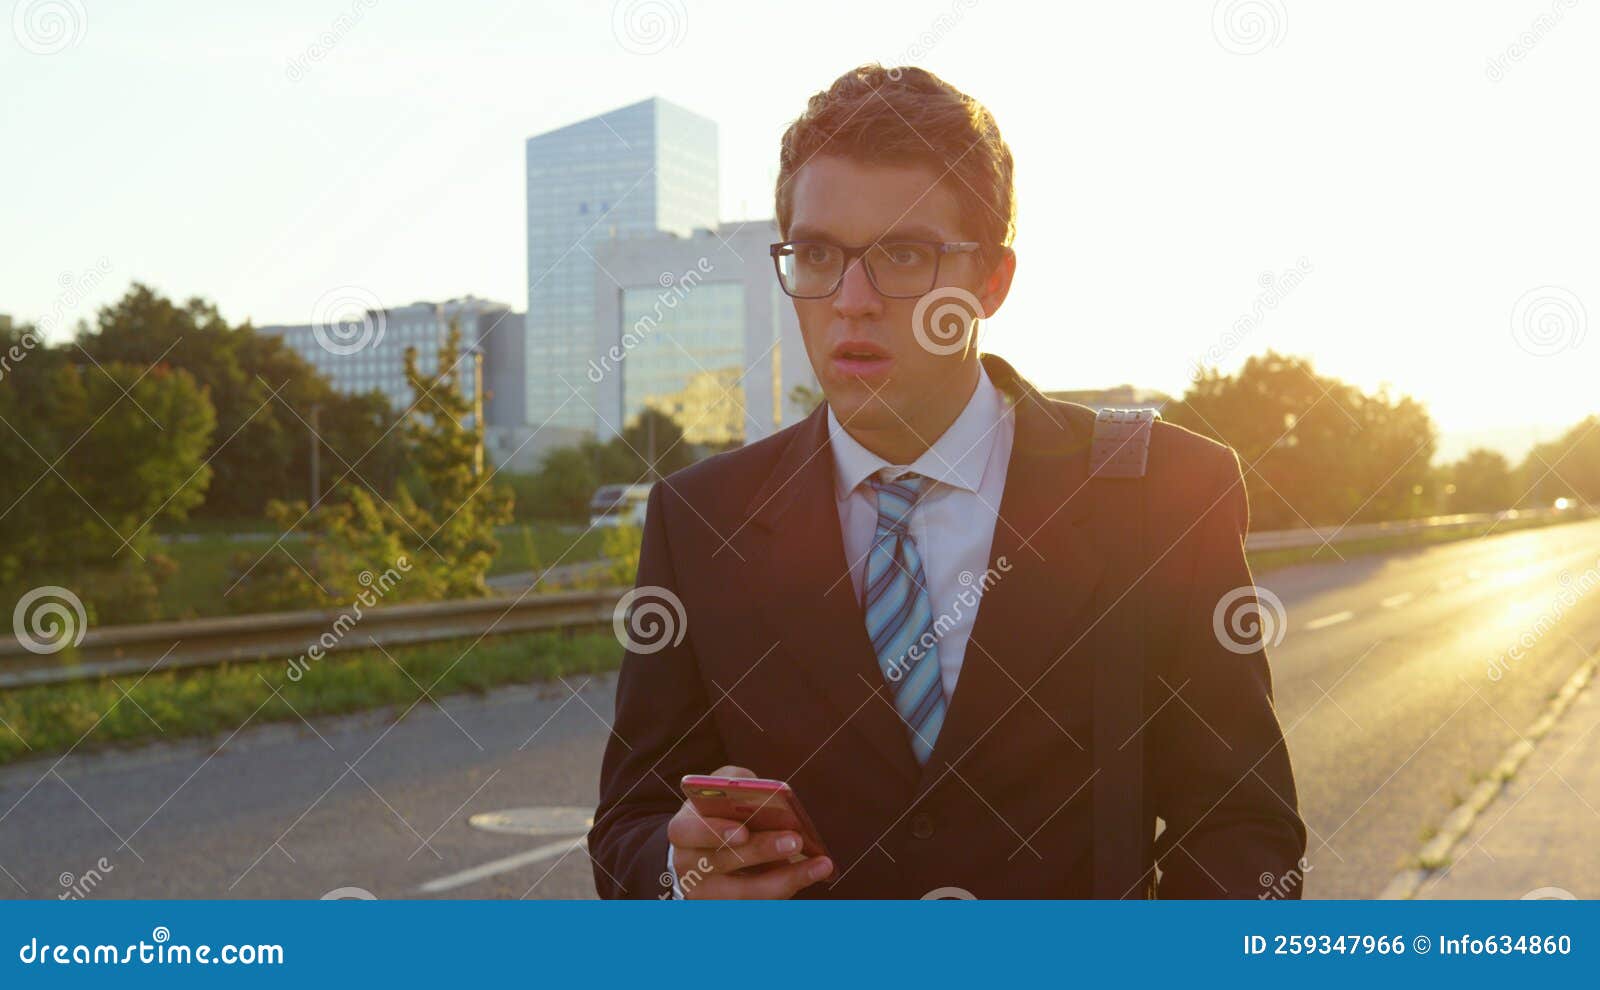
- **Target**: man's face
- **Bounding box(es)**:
[785,156,993,435]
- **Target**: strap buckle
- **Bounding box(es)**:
[1089,408,1159,479]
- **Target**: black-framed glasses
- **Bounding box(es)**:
[769,239,996,299]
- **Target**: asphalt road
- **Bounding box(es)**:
[1265,516,1600,896]
[3,517,1598,900]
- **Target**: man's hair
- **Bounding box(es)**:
[775,64,1016,252]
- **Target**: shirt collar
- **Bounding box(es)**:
[826,360,1007,500]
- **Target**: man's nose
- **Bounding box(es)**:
[832,256,884,319]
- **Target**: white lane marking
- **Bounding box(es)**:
[1305,610,1355,630]
[419,836,587,894]
[1380,592,1415,609]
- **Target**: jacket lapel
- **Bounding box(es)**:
[742,354,1107,796]
[745,402,924,788]
[915,354,1106,791]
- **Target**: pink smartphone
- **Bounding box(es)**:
[680,774,830,859]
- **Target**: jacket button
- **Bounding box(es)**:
[910,813,935,840]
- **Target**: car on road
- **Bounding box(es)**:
[588,483,652,529]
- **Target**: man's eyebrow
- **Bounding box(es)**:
[786,223,950,243]
[879,223,947,241]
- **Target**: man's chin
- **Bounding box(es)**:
[825,390,898,431]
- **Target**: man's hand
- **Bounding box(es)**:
[666,765,835,899]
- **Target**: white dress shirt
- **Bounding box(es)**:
[826,360,1016,700]
[666,361,1015,896]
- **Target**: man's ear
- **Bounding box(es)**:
[975,247,1016,320]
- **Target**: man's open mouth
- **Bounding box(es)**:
[832,341,891,362]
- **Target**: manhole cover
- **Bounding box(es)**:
[467,806,594,837]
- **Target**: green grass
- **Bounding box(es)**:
[1246,511,1587,574]
[152,517,277,538]
[151,522,609,621]
[155,534,275,621]
[488,522,608,576]
[0,628,624,765]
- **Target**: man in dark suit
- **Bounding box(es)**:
[590,64,1305,899]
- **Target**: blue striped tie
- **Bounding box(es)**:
[863,471,946,765]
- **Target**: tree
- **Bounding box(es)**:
[1517,416,1600,508]
[0,321,216,623]
[1165,352,1437,530]
[789,383,824,415]
[233,324,405,503]
[77,284,404,520]
[509,408,698,523]
[226,326,511,612]
[398,327,513,599]
[1443,449,1517,513]
[622,407,694,479]
[512,447,597,523]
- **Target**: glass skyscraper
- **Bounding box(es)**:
[618,279,747,445]
[592,220,815,449]
[523,97,719,434]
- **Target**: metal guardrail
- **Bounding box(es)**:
[3,506,1592,691]
[1242,506,1591,551]
[0,589,624,691]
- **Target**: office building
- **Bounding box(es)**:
[259,296,515,414]
[592,220,815,447]
[524,97,719,437]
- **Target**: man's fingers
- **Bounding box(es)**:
[703,829,806,873]
[669,765,759,850]
[667,807,748,850]
[672,764,831,898]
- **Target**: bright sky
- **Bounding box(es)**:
[3,0,1595,462]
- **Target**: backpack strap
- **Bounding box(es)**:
[1089,407,1157,479]
[1088,408,1158,898]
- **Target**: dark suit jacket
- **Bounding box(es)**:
[590,353,1306,898]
